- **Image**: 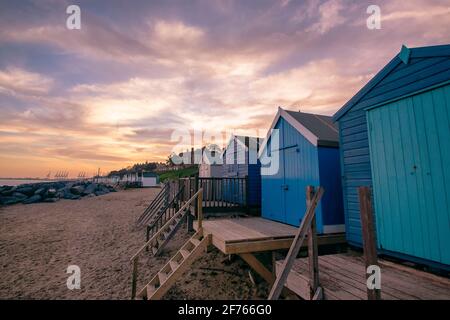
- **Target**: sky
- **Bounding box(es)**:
[0,0,449,178]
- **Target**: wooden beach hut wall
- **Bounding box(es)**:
[333,44,450,268]
[259,108,344,233]
[222,135,261,207]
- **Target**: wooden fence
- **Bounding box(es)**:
[175,176,248,213]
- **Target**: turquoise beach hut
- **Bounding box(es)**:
[333,44,450,269]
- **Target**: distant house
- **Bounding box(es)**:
[199,148,223,178]
[121,172,138,182]
[222,135,261,207]
[259,108,344,233]
[333,44,450,268]
[141,172,159,187]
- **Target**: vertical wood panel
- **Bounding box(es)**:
[368,84,450,265]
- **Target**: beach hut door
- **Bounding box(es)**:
[367,84,450,265]
[283,147,303,226]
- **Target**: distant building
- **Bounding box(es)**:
[199,149,223,178]
[222,135,261,207]
[141,172,160,187]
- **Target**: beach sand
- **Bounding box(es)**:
[0,188,268,299]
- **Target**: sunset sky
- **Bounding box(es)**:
[0,0,449,178]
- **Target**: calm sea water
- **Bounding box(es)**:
[0,179,52,187]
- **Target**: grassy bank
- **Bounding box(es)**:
[157,166,198,182]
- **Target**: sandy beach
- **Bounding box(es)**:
[0,188,268,299]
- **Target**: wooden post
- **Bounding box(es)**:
[131,257,138,299]
[239,253,275,284]
[145,226,150,252]
[358,186,381,300]
[271,251,277,276]
[268,186,324,300]
[186,208,194,232]
[307,186,320,298]
[197,190,203,231]
[245,175,250,214]
[194,176,199,215]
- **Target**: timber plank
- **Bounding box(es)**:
[331,254,450,299]
[278,260,363,300]
[281,253,450,300]
[194,218,345,254]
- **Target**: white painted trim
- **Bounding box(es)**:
[258,107,319,158]
[323,224,346,234]
[258,107,282,159]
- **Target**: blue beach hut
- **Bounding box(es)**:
[259,108,345,234]
[333,44,450,268]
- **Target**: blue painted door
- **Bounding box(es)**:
[368,84,450,265]
[284,146,302,225]
[281,117,320,227]
[261,123,286,223]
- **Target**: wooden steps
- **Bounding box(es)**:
[137,231,211,300]
[149,209,187,256]
[136,184,170,228]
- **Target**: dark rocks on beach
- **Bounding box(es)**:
[45,188,57,198]
[94,190,107,196]
[0,181,117,206]
[70,185,85,195]
[22,194,42,204]
[34,188,46,196]
[15,186,35,196]
[82,183,97,195]
[63,190,81,200]
[12,192,28,201]
[0,196,21,205]
[0,186,15,196]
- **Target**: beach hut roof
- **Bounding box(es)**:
[284,110,339,145]
[259,108,339,157]
[333,43,450,121]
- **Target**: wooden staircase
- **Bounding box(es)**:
[131,188,206,300]
[135,183,170,228]
[150,207,187,256]
[137,231,211,300]
[145,186,185,253]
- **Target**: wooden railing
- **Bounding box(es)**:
[268,186,324,300]
[130,188,204,299]
[145,185,185,243]
[178,176,248,212]
[135,183,170,228]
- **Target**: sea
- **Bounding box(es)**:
[0,179,52,187]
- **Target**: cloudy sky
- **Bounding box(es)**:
[0,0,449,177]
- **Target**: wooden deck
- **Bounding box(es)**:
[277,252,450,300]
[194,217,346,254]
